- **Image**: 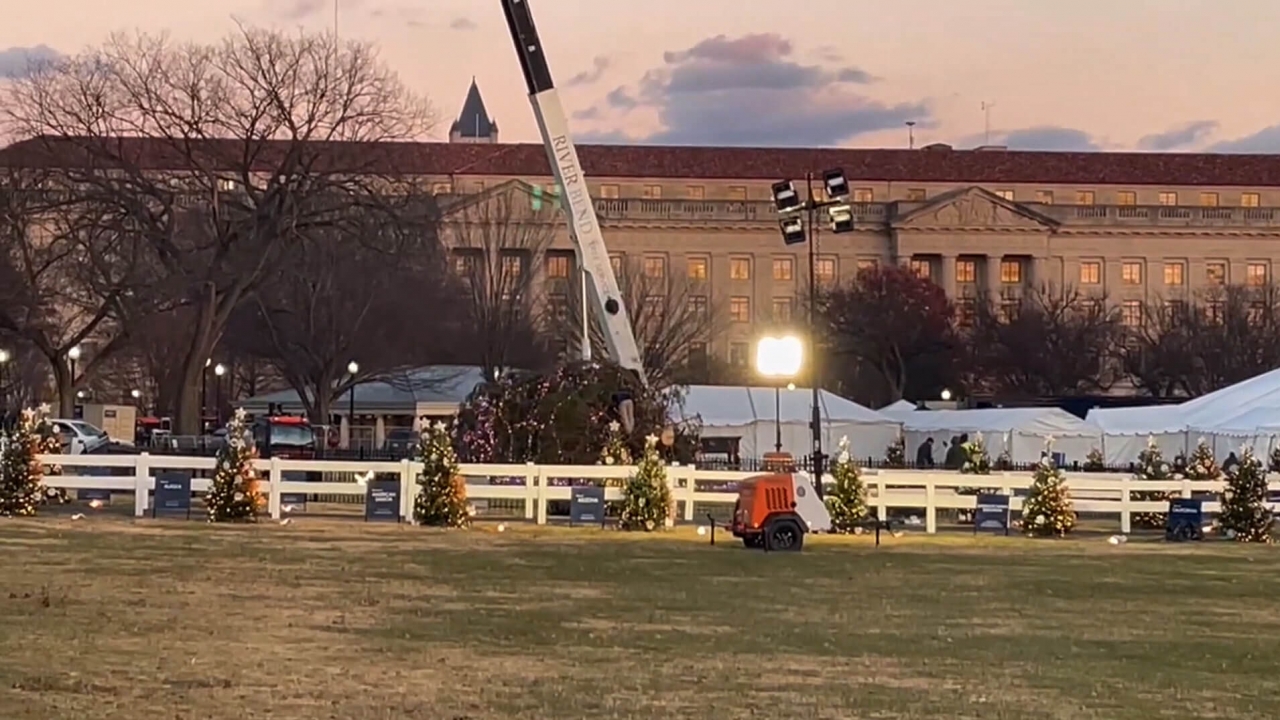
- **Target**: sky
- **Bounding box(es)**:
[3,0,1280,152]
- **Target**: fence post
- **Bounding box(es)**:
[680,464,696,522]
[875,474,887,521]
[400,458,415,522]
[134,452,151,517]
[1181,476,1192,499]
[524,462,537,520]
[535,465,548,525]
[267,456,282,520]
[924,474,937,534]
[1119,474,1132,534]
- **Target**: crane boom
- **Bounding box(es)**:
[499,0,647,385]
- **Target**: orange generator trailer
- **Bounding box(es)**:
[730,472,832,551]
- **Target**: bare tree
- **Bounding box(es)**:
[226,196,469,422]
[1,26,435,432]
[442,182,555,380]
[545,256,729,387]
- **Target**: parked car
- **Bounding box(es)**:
[383,427,417,456]
[50,419,111,455]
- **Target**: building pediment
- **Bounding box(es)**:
[893,187,1059,232]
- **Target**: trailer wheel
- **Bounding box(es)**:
[764,518,804,552]
[742,534,764,549]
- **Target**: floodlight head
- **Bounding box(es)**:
[779,216,806,245]
[822,168,849,200]
[771,180,801,212]
[828,204,854,233]
[755,335,804,378]
[0,349,9,364]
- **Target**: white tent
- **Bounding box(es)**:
[679,385,900,462]
[900,407,1101,465]
[1084,405,1188,466]
[881,399,917,418]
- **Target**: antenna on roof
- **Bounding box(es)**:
[905,121,916,149]
[981,101,996,145]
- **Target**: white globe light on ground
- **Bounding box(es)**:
[696,526,707,536]
[940,389,953,401]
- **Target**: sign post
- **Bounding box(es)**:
[364,477,401,522]
[972,493,1011,535]
[152,471,192,519]
[1165,498,1204,541]
[570,485,607,527]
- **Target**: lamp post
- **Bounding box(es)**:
[755,335,804,455]
[770,169,853,495]
[214,363,226,425]
[67,345,81,393]
[346,360,359,451]
[0,349,9,410]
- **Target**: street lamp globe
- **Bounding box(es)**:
[940,389,953,401]
[131,389,141,400]
[214,363,226,377]
[347,360,359,375]
[67,346,81,360]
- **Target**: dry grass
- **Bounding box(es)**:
[1,516,1280,719]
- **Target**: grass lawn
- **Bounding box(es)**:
[1,517,1279,719]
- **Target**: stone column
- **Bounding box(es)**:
[938,254,957,299]
[986,255,1003,302]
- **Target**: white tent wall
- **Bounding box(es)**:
[727,421,898,463]
[901,408,1102,465]
[905,430,1012,465]
[1099,433,1187,467]
[1085,405,1189,466]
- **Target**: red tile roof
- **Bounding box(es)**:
[5,135,1280,186]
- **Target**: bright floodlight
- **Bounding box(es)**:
[131,389,141,399]
[822,168,849,200]
[755,335,804,378]
[771,180,800,212]
[941,388,953,401]
[214,363,226,376]
[0,349,9,364]
[347,360,360,375]
[779,216,805,245]
[67,346,81,360]
[828,204,854,233]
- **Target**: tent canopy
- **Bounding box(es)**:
[900,407,1097,436]
[680,385,892,427]
[1084,404,1186,434]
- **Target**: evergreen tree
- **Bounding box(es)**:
[1022,439,1076,537]
[1132,436,1174,529]
[1219,446,1273,543]
[960,433,993,475]
[825,436,868,532]
[0,405,56,516]
[883,437,906,468]
[206,408,263,522]
[1184,438,1221,481]
[1083,447,1105,472]
[620,435,673,531]
[414,421,469,527]
[598,421,632,467]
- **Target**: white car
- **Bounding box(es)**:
[49,419,111,455]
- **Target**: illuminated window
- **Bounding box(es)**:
[1035,190,1054,204]
[598,184,620,199]
[772,257,794,281]
[1163,262,1184,286]
[729,297,751,322]
[1117,191,1136,206]
[1206,301,1224,324]
[999,260,1021,284]
[609,254,623,277]
[545,254,571,279]
[687,295,708,317]
[853,188,874,203]
[729,257,751,280]
[686,257,708,280]
[995,189,1014,200]
[727,186,747,201]
[1121,262,1142,285]
[906,188,927,201]
[643,256,666,278]
[771,297,793,322]
[1249,302,1266,324]
[909,259,931,279]
[816,257,837,284]
[1158,192,1178,206]
[500,254,524,278]
[856,258,877,272]
[642,184,662,199]
[1247,262,1268,286]
[432,182,452,195]
[1242,193,1261,207]
[1076,191,1095,205]
[1200,192,1219,207]
[686,185,705,199]
[955,259,977,283]
[1206,262,1226,285]
[1122,300,1142,327]
[1079,261,1101,285]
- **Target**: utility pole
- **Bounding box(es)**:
[981,101,995,145]
[906,121,916,149]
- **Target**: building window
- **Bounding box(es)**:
[1206,261,1227,285]
[772,257,794,281]
[956,298,975,326]
[1121,261,1142,285]
[856,258,877,272]
[995,189,1014,200]
[729,257,751,280]
[908,258,931,279]
[727,186,747,201]
[431,182,452,195]
[1122,300,1142,327]
[545,253,571,279]
[500,253,525,278]
[1164,300,1186,323]
[998,300,1019,323]
[729,297,751,323]
[1242,192,1261,208]
[999,260,1021,284]
[453,252,478,277]
[687,295,708,317]
[1079,261,1101,285]
[816,257,837,284]
[686,256,708,280]
[1117,191,1136,206]
[1158,192,1178,206]
[547,293,569,320]
[643,256,666,278]
[1163,261,1185,286]
[729,342,749,367]
[1076,191,1095,205]
[686,342,708,368]
[1200,192,1219,207]
[599,184,620,199]
[1248,302,1267,324]
[1035,190,1054,204]
[906,188,927,201]
[1248,262,1268,286]
[955,259,977,284]
[642,184,662,199]
[853,188,874,203]
[1206,301,1224,324]
[610,254,623,277]
[683,185,704,200]
[771,297,793,322]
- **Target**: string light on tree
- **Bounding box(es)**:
[206,408,263,522]
[1219,446,1273,543]
[413,421,469,527]
[619,435,674,531]
[1021,437,1076,537]
[825,436,868,532]
[1132,436,1174,529]
[0,405,58,516]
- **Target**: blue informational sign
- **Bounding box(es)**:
[364,478,401,522]
[152,471,192,519]
[570,485,607,526]
[973,493,1010,535]
[280,492,308,511]
[1165,498,1204,541]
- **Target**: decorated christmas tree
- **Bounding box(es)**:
[414,421,469,527]
[598,421,632,467]
[0,405,57,516]
[825,436,868,532]
[1021,440,1076,537]
[206,408,263,522]
[1183,438,1221,481]
[1132,436,1174,529]
[994,448,1013,471]
[883,437,906,468]
[619,435,673,531]
[1219,446,1273,543]
[1083,447,1106,472]
[960,433,993,475]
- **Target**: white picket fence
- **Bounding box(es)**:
[36,453,1280,534]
